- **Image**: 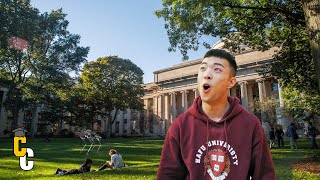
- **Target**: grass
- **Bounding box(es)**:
[0,137,163,180]
[0,137,319,179]
[271,139,320,180]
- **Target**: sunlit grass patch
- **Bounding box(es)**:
[1,137,319,179]
[0,137,163,180]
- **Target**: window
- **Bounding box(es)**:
[272,83,278,92]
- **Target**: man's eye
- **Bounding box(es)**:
[200,66,206,71]
[214,68,222,72]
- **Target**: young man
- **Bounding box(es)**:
[156,49,275,180]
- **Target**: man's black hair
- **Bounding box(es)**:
[203,49,238,76]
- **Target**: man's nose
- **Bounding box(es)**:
[203,71,212,80]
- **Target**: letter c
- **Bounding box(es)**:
[20,148,34,171]
[14,137,26,157]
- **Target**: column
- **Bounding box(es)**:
[153,96,158,134]
[136,111,141,133]
[143,98,149,133]
[170,92,176,123]
[0,90,8,136]
[181,90,188,112]
[119,110,124,135]
[278,82,289,128]
[127,109,131,135]
[256,78,266,102]
[164,94,170,133]
[239,81,249,110]
[194,89,200,99]
[278,83,284,108]
[159,94,165,135]
[256,79,267,122]
[247,83,254,113]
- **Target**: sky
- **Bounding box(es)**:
[31,0,219,83]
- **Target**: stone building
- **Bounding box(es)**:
[0,41,290,137]
[138,41,289,137]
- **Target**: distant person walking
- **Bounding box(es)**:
[269,127,275,148]
[287,123,298,149]
[308,122,319,149]
[275,126,284,147]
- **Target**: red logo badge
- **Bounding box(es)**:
[209,151,226,176]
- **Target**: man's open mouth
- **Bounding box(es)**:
[203,84,211,93]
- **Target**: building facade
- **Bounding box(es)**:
[139,42,289,137]
[0,42,291,137]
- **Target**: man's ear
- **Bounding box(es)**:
[228,77,236,89]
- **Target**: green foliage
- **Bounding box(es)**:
[282,85,320,119]
[81,56,144,111]
[156,0,320,121]
[68,56,144,130]
[250,97,277,126]
[156,0,305,59]
[156,0,319,93]
[0,0,89,129]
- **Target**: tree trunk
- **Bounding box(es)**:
[30,103,39,138]
[90,105,95,130]
[107,113,112,138]
[303,0,320,92]
[11,92,22,130]
[106,109,118,138]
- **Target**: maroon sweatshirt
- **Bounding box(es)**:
[157,96,275,180]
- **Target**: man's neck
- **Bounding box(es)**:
[202,97,229,122]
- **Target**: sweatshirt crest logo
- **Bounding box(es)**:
[204,149,230,179]
[195,140,238,180]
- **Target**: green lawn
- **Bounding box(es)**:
[0,137,319,180]
[271,139,320,180]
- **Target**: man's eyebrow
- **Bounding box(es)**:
[201,62,225,67]
[213,63,225,68]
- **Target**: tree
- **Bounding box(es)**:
[0,0,89,132]
[282,85,320,119]
[250,97,277,126]
[80,56,144,137]
[155,0,320,92]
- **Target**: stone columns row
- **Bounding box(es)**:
[237,79,266,110]
[142,88,200,135]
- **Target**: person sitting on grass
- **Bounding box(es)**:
[97,149,125,171]
[55,159,93,175]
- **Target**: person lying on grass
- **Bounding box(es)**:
[55,159,94,175]
[97,149,125,170]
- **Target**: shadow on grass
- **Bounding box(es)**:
[0,137,162,180]
[271,139,320,180]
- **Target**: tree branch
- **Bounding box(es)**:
[222,2,305,25]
